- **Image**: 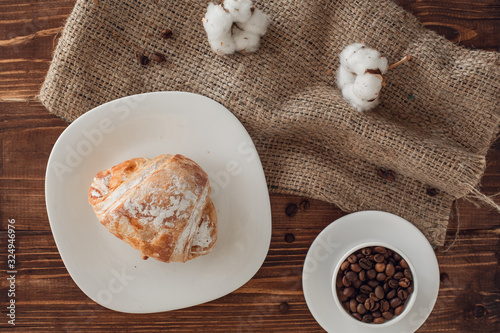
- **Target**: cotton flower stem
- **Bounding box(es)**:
[387,55,411,71]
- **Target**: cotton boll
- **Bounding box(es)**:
[203,3,233,40]
[342,44,388,75]
[224,0,254,23]
[338,43,365,68]
[233,28,260,52]
[237,8,269,36]
[203,1,268,55]
[336,65,356,90]
[352,73,383,101]
[342,84,379,112]
[208,36,236,55]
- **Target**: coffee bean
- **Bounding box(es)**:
[285,203,298,217]
[394,305,405,316]
[343,287,356,298]
[358,270,367,282]
[385,263,396,277]
[426,188,439,196]
[374,286,385,299]
[369,293,379,303]
[357,303,367,315]
[372,310,382,318]
[356,294,368,303]
[367,269,377,280]
[380,299,390,312]
[400,259,409,269]
[342,276,351,287]
[338,292,349,302]
[361,247,372,255]
[404,268,413,279]
[336,275,343,288]
[152,52,166,63]
[473,305,487,318]
[373,246,386,254]
[349,299,358,313]
[342,301,350,312]
[352,312,362,321]
[364,298,375,311]
[377,168,387,179]
[386,289,397,300]
[373,317,385,324]
[360,284,373,294]
[397,288,408,300]
[399,278,411,288]
[375,262,386,273]
[359,258,373,270]
[341,260,350,271]
[346,271,359,282]
[279,301,290,314]
[382,311,393,320]
[347,254,358,264]
[362,314,374,323]
[407,284,414,294]
[388,279,399,289]
[373,254,385,263]
[386,170,397,181]
[367,280,379,288]
[160,28,173,39]
[385,249,393,258]
[390,297,402,308]
[376,272,386,282]
[284,233,295,243]
[350,263,362,273]
[299,199,310,210]
[393,271,404,280]
[353,280,362,289]
[137,54,150,66]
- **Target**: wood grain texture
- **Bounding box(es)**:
[0,0,499,332]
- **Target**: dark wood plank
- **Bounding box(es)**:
[395,0,500,50]
[0,0,499,332]
[0,0,74,100]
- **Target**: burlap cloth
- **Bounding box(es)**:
[39,0,500,246]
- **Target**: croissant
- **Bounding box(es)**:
[88,154,217,263]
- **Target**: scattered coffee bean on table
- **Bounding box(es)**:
[160,28,173,39]
[336,246,414,324]
[152,52,166,63]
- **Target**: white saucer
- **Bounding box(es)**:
[45,92,272,313]
[302,211,439,332]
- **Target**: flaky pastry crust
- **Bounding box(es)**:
[88,154,217,263]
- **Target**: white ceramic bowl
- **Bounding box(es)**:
[332,242,418,327]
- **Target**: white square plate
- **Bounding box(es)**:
[45,92,272,313]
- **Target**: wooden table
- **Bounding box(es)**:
[1,1,498,331]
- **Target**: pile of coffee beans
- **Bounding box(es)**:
[335,246,414,324]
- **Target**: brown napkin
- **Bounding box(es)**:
[39,0,500,246]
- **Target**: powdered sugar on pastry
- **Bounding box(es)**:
[191,215,214,248]
[121,180,198,229]
[90,173,111,198]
